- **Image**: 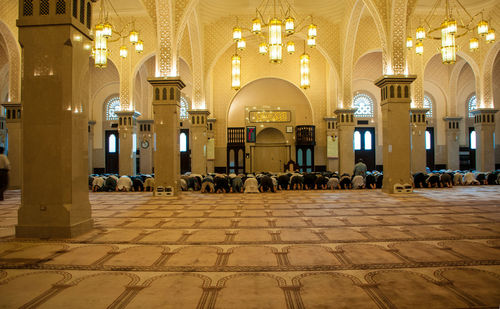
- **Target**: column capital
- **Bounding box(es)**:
[334,108,356,126]
[375,75,416,105]
[148,77,186,88]
[2,103,22,123]
[471,109,498,127]
[115,110,140,129]
[410,108,429,125]
[148,77,185,106]
[443,117,462,131]
[188,110,210,127]
[324,117,338,132]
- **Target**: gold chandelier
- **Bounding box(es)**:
[407,0,495,64]
[231,0,317,89]
[92,0,145,68]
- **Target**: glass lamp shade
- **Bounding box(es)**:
[233,27,242,41]
[95,35,106,50]
[477,20,489,36]
[486,29,495,43]
[135,40,144,53]
[269,44,282,63]
[94,49,107,68]
[308,24,317,38]
[129,31,139,44]
[95,23,104,38]
[286,41,295,54]
[259,42,268,54]
[441,25,456,64]
[252,18,261,34]
[441,45,456,64]
[469,37,479,51]
[269,19,282,45]
[415,41,423,55]
[120,46,128,58]
[406,37,413,49]
[102,22,113,38]
[307,36,316,47]
[300,53,310,89]
[416,26,426,40]
[231,54,241,90]
[446,19,457,34]
[285,17,295,34]
[237,38,246,50]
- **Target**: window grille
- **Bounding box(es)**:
[423,95,433,118]
[467,94,476,118]
[353,93,374,118]
[56,0,66,14]
[105,97,121,121]
[40,0,50,15]
[23,0,33,16]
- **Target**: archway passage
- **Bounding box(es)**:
[253,127,288,173]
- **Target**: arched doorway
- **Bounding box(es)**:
[252,127,289,173]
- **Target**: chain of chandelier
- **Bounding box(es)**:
[230,0,318,90]
[92,0,145,68]
[406,0,495,64]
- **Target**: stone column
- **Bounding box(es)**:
[116,111,140,176]
[207,118,216,174]
[148,78,185,196]
[334,109,356,175]
[375,75,416,194]
[2,103,22,189]
[188,110,210,175]
[443,117,462,170]
[138,119,154,174]
[410,108,429,173]
[472,109,498,172]
[16,0,93,237]
[88,121,95,174]
[324,117,339,172]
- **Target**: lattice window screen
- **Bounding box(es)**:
[56,0,66,14]
[23,0,33,16]
[40,0,50,15]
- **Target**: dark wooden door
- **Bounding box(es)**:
[105,130,119,174]
[426,127,435,170]
[354,127,376,170]
[180,129,191,174]
[296,146,314,172]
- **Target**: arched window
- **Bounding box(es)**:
[108,134,117,153]
[425,131,432,150]
[297,149,303,166]
[105,97,120,120]
[180,97,189,120]
[423,95,433,118]
[468,94,477,118]
[86,2,91,29]
[364,131,372,150]
[354,131,361,150]
[352,93,374,118]
[79,0,85,24]
[470,130,476,149]
[180,132,187,152]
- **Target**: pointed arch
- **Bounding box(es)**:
[0,20,21,102]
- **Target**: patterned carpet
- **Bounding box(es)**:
[0,187,499,308]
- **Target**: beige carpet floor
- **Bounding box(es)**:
[0,187,499,308]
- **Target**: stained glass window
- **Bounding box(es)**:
[354,131,361,150]
[353,93,374,118]
[423,95,433,118]
[180,97,189,120]
[105,97,120,121]
[470,130,476,149]
[468,94,477,118]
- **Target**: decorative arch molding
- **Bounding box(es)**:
[341,0,388,108]
[448,58,467,116]
[389,0,409,75]
[226,77,315,128]
[0,20,21,102]
[481,40,500,108]
[186,9,205,109]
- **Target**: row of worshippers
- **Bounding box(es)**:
[89,174,155,192]
[180,171,385,193]
[413,170,500,188]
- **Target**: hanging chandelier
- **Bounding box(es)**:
[230,0,317,90]
[92,0,145,68]
[406,0,495,64]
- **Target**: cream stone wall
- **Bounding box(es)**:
[210,36,330,169]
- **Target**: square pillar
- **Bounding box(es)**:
[138,119,154,174]
[148,77,185,196]
[375,75,416,193]
[2,103,22,189]
[472,109,498,171]
[334,109,356,175]
[16,0,94,237]
[443,117,462,170]
[324,117,339,172]
[188,110,210,175]
[115,111,140,176]
[207,118,216,174]
[88,120,95,175]
[410,108,429,173]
